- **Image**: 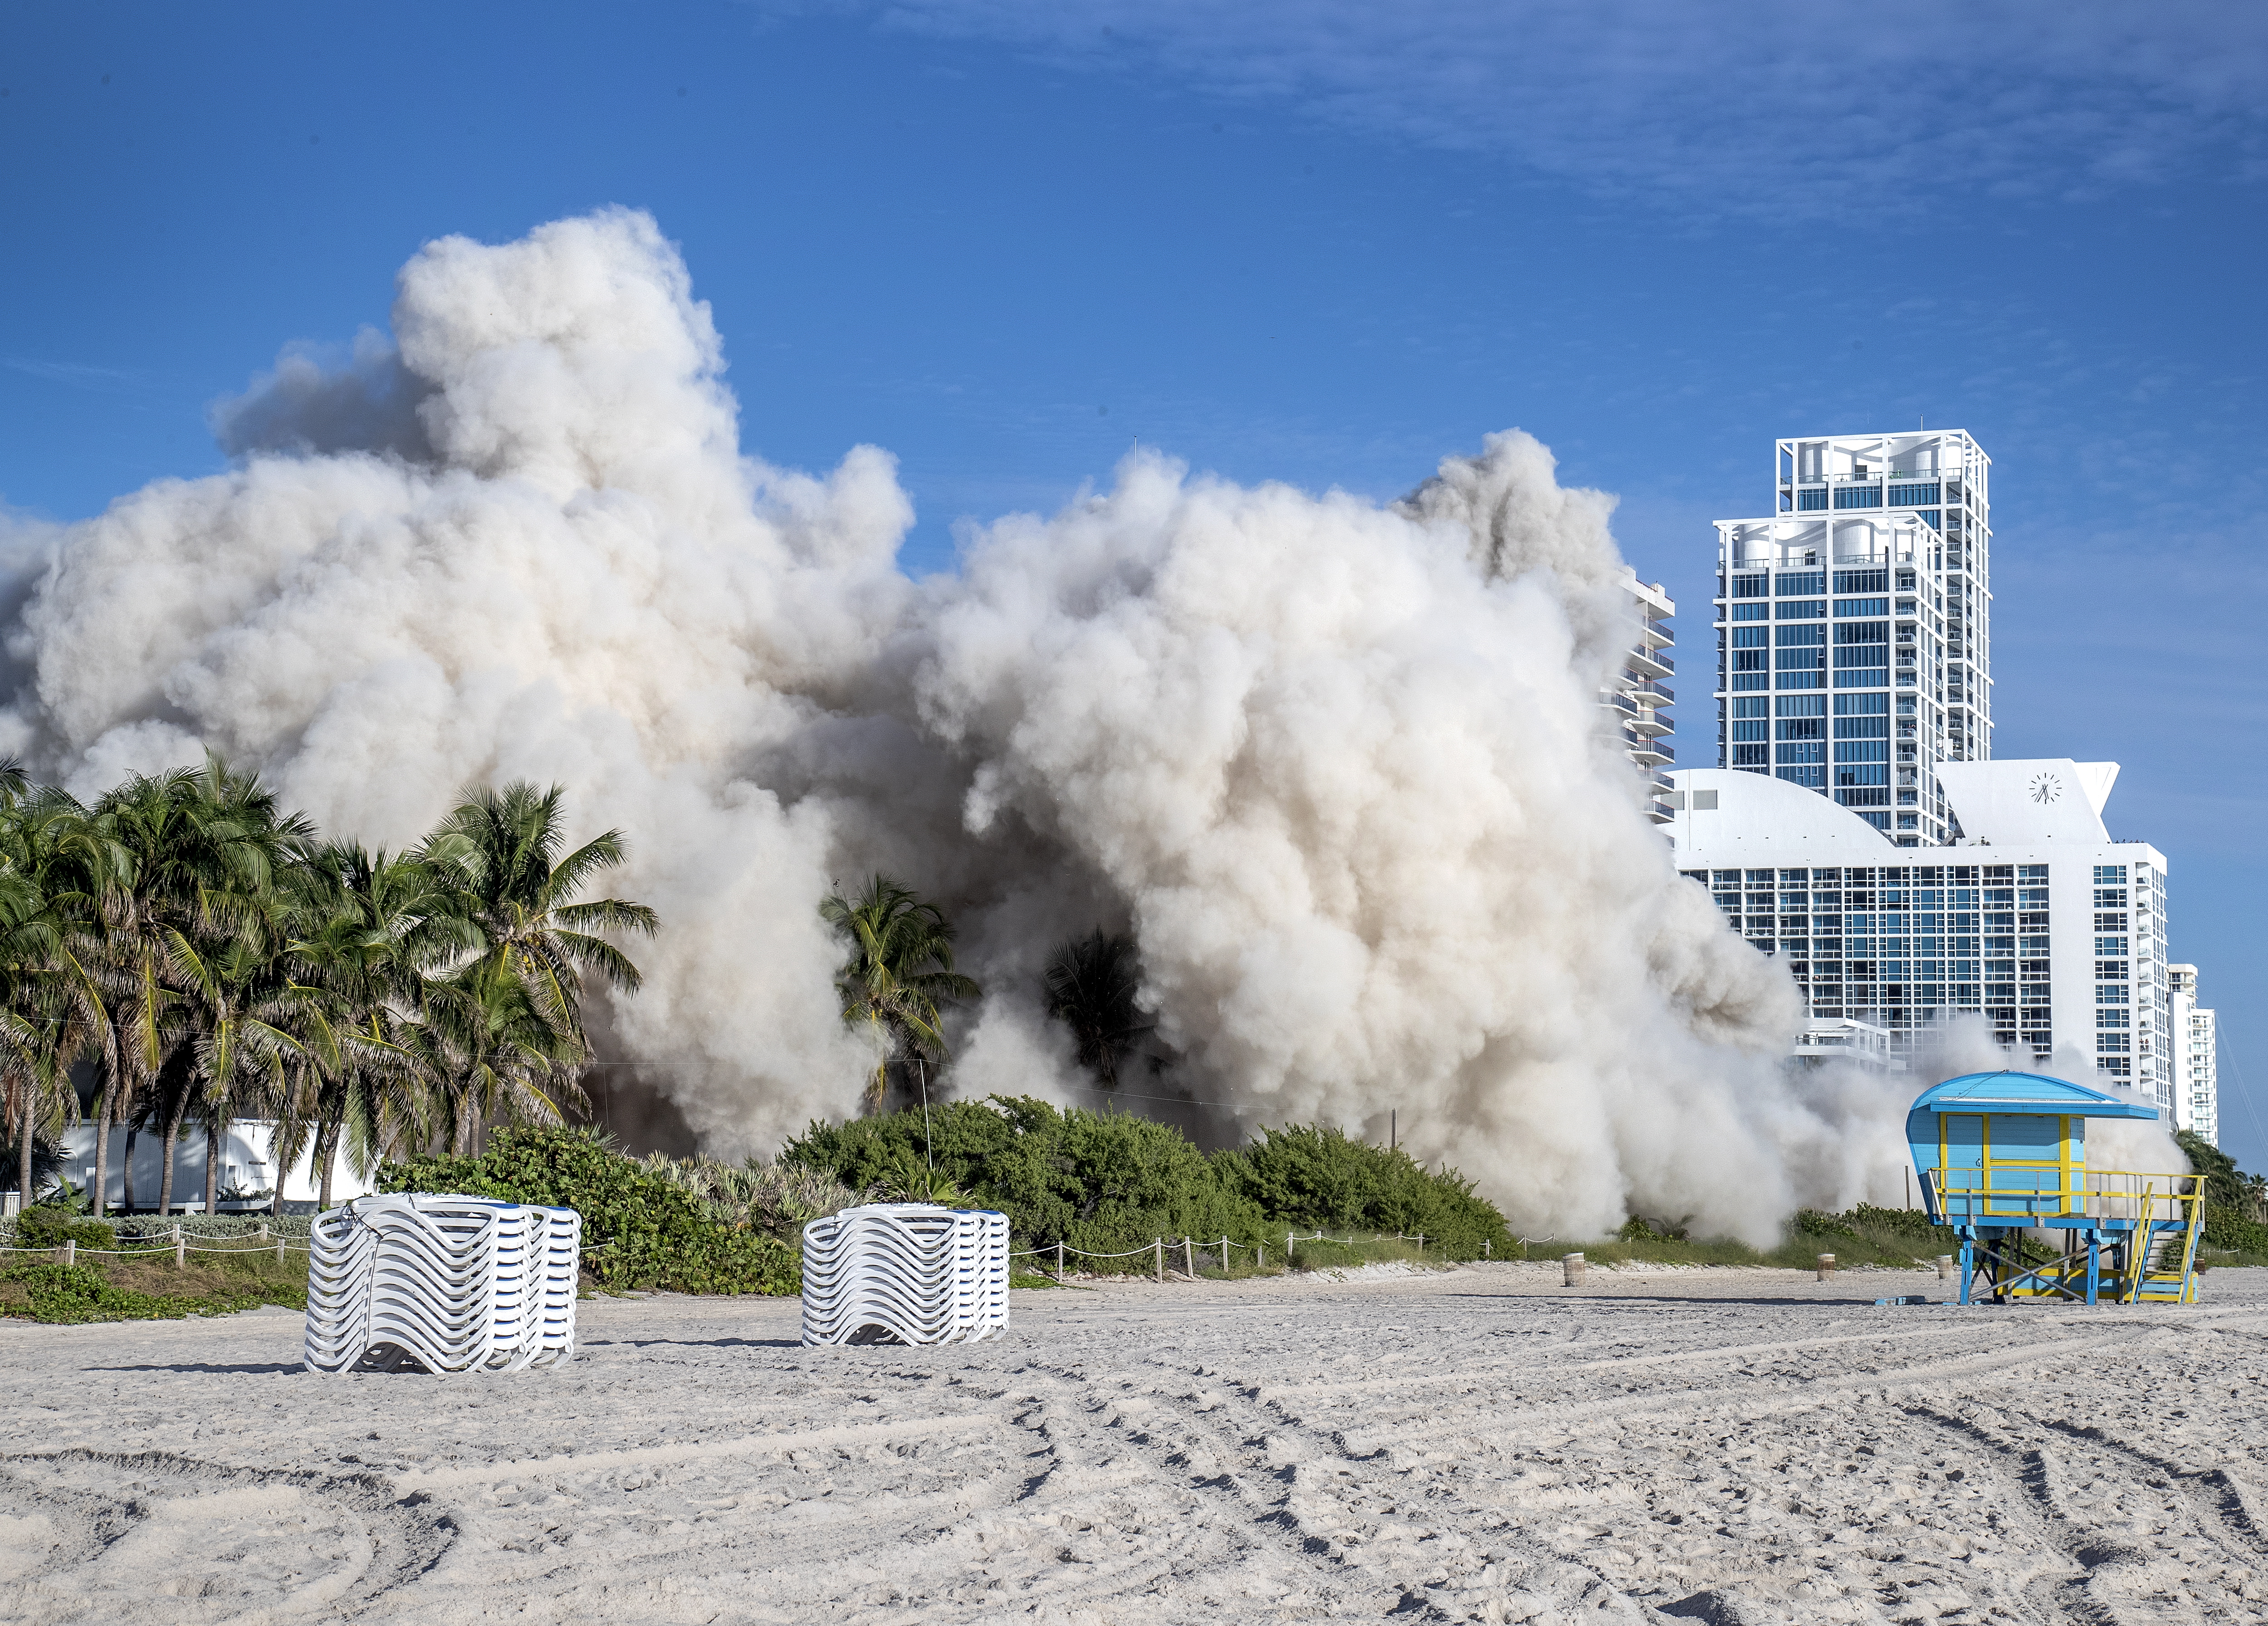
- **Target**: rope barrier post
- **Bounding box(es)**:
[174,1224,185,1270]
[1285,1229,1293,1266]
[59,1238,74,1268]
[277,1235,287,1266]
[1257,1242,1264,1269]
[1183,1236,1195,1279]
[1482,1239,1490,1259]
[1220,1236,1229,1273]
[1417,1234,1424,1255]
[1154,1238,1163,1283]
[1056,1240,1065,1283]
[257,1221,268,1241]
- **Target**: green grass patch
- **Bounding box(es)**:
[0,1244,306,1323]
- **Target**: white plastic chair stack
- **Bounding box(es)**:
[801,1203,1009,1347]
[304,1193,582,1375]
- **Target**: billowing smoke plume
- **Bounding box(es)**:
[3,209,1927,1242]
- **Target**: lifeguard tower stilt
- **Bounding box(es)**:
[1908,1071,2203,1307]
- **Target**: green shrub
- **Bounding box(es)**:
[380,1127,799,1296]
[15,1205,118,1252]
[1214,1125,1514,1260]
[2203,1204,2268,1257]
[783,1097,1270,1258]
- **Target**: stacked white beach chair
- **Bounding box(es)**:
[304,1193,582,1375]
[800,1203,1009,1347]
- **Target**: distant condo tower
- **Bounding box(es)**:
[1710,430,1992,848]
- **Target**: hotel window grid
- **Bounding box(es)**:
[1680,860,2045,1068]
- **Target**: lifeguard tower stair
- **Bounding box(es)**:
[1907,1070,2202,1307]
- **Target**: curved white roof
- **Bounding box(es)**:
[1667,768,1894,865]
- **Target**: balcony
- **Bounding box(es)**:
[1627,645,1673,679]
[1625,735,1675,767]
[1625,677,1674,706]
[1600,691,1639,717]
[1627,713,1673,738]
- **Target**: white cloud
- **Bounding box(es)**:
[836,0,2267,217]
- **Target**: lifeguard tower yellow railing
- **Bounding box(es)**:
[1927,1166,2203,1304]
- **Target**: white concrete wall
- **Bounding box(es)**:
[57,1120,377,1212]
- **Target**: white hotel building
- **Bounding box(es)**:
[1709,430,1991,847]
[1658,426,2208,1123]
[1666,758,2174,1110]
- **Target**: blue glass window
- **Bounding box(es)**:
[1731,720,1767,742]
[1778,740,1825,762]
[1886,482,1941,506]
[1776,694,1826,718]
[1836,764,1890,787]
[1833,598,1890,617]
[1777,600,1825,618]
[1730,602,1768,621]
[1797,488,1828,510]
[1733,696,1768,719]
[1732,573,1766,598]
[1833,570,1888,594]
[1776,764,1825,788]
[1733,626,1767,648]
[1834,693,1889,718]
[1833,486,1883,509]
[1834,740,1889,762]
[1774,571,1825,596]
[1733,743,1767,766]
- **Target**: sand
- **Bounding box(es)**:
[3,1261,2266,1624]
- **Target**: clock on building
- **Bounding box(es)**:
[2030,772,2062,805]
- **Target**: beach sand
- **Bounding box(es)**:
[3,1261,2265,1624]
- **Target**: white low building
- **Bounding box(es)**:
[1665,757,2173,1107]
[55,1120,378,1214]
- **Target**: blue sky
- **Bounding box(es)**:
[5,1,2266,1164]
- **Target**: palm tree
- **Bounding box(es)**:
[1041,929,1162,1092]
[0,784,109,1212]
[415,783,655,1155]
[283,843,450,1206]
[820,874,980,1108]
[82,758,308,1216]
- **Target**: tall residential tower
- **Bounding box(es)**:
[1712,431,1992,848]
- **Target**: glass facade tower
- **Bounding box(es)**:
[1711,431,1991,848]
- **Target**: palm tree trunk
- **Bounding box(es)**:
[16,1082,33,1210]
[90,1086,114,1217]
[205,1122,220,1215]
[316,1119,340,1210]
[122,1123,137,1215]
[158,1095,191,1215]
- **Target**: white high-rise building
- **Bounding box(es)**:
[1711,431,1991,849]
[1666,757,2174,1108]
[2168,964,2219,1144]
[1606,569,1677,823]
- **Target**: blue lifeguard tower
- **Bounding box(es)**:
[1907,1070,2204,1306]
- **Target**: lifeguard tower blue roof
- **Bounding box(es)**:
[1910,1070,2159,1119]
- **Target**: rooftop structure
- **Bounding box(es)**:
[1713,430,1991,848]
